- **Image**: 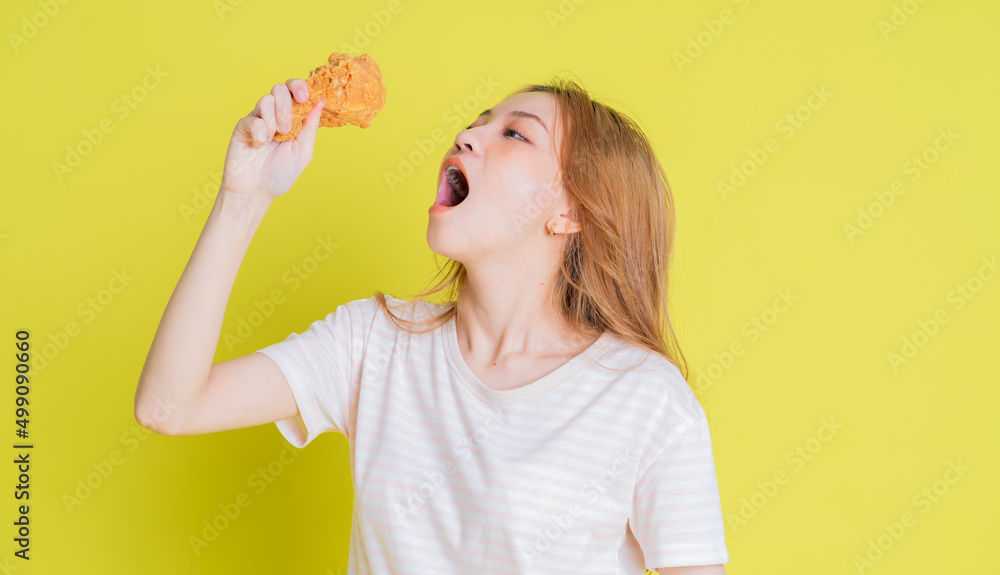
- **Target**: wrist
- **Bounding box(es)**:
[217,188,272,213]
[213,188,272,230]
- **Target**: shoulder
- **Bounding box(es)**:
[359,294,447,322]
[339,293,422,320]
[599,336,705,422]
[589,338,712,476]
[595,336,708,457]
[309,294,405,341]
[344,294,449,337]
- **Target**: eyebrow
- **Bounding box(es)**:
[477,108,549,133]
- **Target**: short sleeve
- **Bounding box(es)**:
[629,410,730,568]
[253,297,373,448]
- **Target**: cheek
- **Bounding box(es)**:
[479,162,558,221]
[500,179,549,222]
[520,169,562,218]
[479,170,526,206]
[532,178,562,211]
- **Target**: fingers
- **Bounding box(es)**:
[295,97,326,158]
[285,78,309,103]
[271,83,293,134]
[253,94,277,142]
[235,79,309,147]
[235,114,269,146]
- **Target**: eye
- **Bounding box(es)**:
[504,128,528,142]
[461,123,529,143]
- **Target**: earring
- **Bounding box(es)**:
[548,222,557,235]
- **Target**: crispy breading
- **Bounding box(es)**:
[273,52,386,142]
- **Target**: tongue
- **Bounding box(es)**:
[437,173,459,207]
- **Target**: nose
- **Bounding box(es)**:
[452,126,482,155]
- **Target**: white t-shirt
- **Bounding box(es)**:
[254,295,729,574]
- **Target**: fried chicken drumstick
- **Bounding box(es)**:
[273,52,386,142]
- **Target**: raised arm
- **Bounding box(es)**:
[133,79,326,435]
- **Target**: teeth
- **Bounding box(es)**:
[446,165,468,198]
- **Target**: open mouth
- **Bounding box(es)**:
[435,164,470,207]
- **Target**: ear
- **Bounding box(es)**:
[560,207,582,234]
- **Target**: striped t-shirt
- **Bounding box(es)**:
[254,295,729,573]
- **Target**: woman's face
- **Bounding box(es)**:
[427,91,569,265]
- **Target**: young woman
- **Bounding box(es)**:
[135,75,729,574]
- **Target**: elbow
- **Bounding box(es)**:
[134,403,175,436]
[134,386,183,436]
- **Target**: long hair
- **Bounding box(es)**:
[373,77,689,383]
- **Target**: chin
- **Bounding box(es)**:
[426,226,463,263]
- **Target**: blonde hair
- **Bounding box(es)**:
[373,77,689,382]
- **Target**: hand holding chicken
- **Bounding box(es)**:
[272,51,387,142]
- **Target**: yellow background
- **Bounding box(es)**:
[1,0,997,573]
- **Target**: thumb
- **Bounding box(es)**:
[296,97,326,152]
